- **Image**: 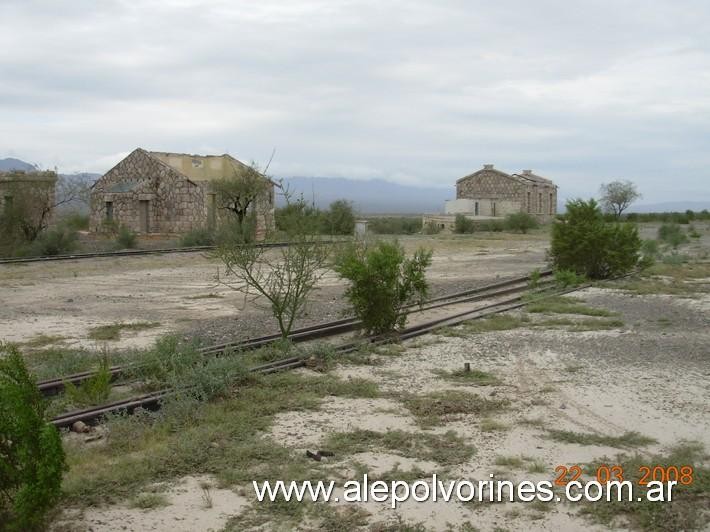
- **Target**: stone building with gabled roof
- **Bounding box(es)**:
[89,148,275,239]
[446,164,557,220]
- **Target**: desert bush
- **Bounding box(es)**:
[454,214,475,234]
[59,211,90,231]
[504,212,539,233]
[422,221,442,234]
[334,240,432,335]
[29,226,78,256]
[115,225,137,249]
[687,224,701,239]
[550,199,641,279]
[63,358,112,406]
[0,343,66,531]
[367,217,422,235]
[657,223,688,249]
[179,227,215,247]
[477,219,506,232]
[554,269,585,288]
[528,268,542,288]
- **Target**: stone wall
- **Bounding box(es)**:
[0,171,58,227]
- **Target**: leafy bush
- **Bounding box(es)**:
[454,214,475,234]
[179,227,215,247]
[657,223,688,249]
[115,225,137,249]
[334,240,432,335]
[0,343,66,530]
[549,199,641,279]
[528,268,541,288]
[554,269,585,288]
[321,199,356,235]
[687,225,701,239]
[504,212,539,234]
[367,217,422,235]
[29,226,78,256]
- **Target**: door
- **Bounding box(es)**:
[139,200,150,233]
[208,194,216,229]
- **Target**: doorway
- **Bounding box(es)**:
[139,200,150,233]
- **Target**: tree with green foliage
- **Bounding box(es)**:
[550,199,641,279]
[504,212,539,233]
[0,343,66,531]
[334,240,432,335]
[322,199,356,235]
[657,223,689,249]
[454,214,475,234]
[599,180,641,218]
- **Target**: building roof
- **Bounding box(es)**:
[511,170,555,185]
[456,164,556,187]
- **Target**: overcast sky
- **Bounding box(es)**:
[1,0,709,203]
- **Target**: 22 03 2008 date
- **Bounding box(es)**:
[554,465,694,486]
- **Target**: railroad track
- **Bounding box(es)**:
[0,239,346,265]
[49,271,582,428]
[39,270,554,397]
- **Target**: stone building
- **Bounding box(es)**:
[424,164,558,231]
[0,170,58,227]
[89,148,275,239]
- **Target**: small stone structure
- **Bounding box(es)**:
[0,170,58,226]
[424,164,558,231]
[89,148,275,239]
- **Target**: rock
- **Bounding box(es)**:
[72,421,90,433]
[559,403,567,410]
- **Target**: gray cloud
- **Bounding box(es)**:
[1,0,709,203]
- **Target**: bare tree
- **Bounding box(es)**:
[599,180,641,218]
[214,188,332,339]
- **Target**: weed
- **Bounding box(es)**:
[88,321,160,341]
[63,358,112,406]
[480,418,509,432]
[401,390,509,426]
[22,334,67,349]
[129,493,168,509]
[546,430,656,448]
[494,456,525,468]
[432,368,500,386]
[323,429,476,465]
[526,460,547,473]
[526,296,614,316]
[519,417,547,428]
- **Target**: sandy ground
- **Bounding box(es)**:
[61,285,710,531]
[0,233,549,350]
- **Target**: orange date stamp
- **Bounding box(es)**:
[554,465,694,486]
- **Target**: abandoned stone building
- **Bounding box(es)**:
[89,148,275,238]
[424,164,558,231]
[0,170,58,226]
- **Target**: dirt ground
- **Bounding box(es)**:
[4,224,709,531]
[0,232,549,350]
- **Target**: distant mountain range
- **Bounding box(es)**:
[3,157,709,214]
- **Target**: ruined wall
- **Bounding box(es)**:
[0,171,58,226]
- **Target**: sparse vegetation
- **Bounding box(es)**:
[401,389,509,426]
[115,225,137,249]
[364,216,422,235]
[63,358,112,406]
[657,222,689,249]
[454,214,475,234]
[179,227,215,247]
[433,368,500,386]
[526,295,614,316]
[546,429,656,448]
[87,321,160,341]
[504,212,539,234]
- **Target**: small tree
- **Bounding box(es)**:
[212,163,272,232]
[322,199,356,235]
[215,194,331,338]
[334,240,432,335]
[550,199,641,279]
[504,212,539,233]
[454,214,475,234]
[0,343,66,531]
[657,223,689,249]
[599,180,641,218]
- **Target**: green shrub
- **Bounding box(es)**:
[554,269,585,288]
[504,212,539,233]
[322,199,356,235]
[422,221,442,234]
[657,223,688,249]
[63,358,112,406]
[179,227,215,247]
[59,212,90,231]
[0,343,66,531]
[550,199,641,279]
[528,268,542,288]
[29,226,78,256]
[454,214,475,234]
[367,217,422,235]
[116,226,137,249]
[334,240,432,335]
[687,224,701,239]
